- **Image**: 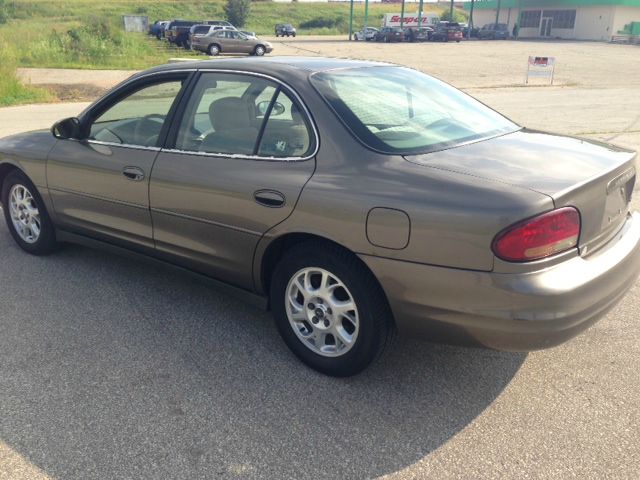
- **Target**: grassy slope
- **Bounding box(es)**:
[0,0,461,105]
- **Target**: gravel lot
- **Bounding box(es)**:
[1,38,639,479]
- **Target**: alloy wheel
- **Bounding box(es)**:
[285,267,360,357]
[8,184,41,244]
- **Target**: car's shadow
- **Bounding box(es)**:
[0,228,526,479]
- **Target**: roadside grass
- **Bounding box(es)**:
[0,0,463,105]
[0,39,50,106]
[1,1,456,69]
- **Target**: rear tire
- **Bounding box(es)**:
[270,241,394,377]
[1,170,58,255]
[208,43,220,56]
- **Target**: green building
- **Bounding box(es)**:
[465,0,640,40]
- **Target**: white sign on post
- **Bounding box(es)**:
[525,56,556,85]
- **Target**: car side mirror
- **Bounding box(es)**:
[52,117,83,140]
[257,101,286,117]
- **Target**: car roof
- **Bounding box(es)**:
[140,56,391,77]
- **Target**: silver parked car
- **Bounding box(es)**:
[191,30,272,56]
[354,27,379,41]
[1,57,639,376]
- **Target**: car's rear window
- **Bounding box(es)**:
[310,66,518,155]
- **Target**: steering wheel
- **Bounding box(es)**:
[134,114,166,147]
[427,118,462,131]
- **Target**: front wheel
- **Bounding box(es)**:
[254,45,266,56]
[1,170,58,255]
[270,242,394,377]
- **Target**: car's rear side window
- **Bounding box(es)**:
[310,66,518,155]
[174,72,314,158]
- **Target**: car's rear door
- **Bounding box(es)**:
[149,71,317,290]
[47,71,192,249]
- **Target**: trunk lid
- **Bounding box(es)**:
[405,129,637,256]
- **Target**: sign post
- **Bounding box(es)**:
[525,56,556,85]
[349,0,354,40]
[364,0,369,32]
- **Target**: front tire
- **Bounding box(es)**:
[254,45,266,56]
[1,170,58,255]
[270,242,394,377]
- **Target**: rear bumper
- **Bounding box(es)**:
[360,212,640,351]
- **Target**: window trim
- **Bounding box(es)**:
[163,69,319,162]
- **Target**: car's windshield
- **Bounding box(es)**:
[310,66,519,154]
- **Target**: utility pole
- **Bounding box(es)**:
[449,0,454,21]
[364,0,369,32]
[468,0,475,39]
[349,0,354,40]
[495,0,502,28]
[400,0,406,29]
[418,0,424,29]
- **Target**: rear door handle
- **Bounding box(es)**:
[254,190,285,208]
[122,166,145,182]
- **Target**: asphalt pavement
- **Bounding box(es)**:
[2,40,640,479]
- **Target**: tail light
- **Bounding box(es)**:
[492,207,581,262]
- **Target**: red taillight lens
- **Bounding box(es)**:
[492,207,581,262]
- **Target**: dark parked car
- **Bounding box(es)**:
[460,22,480,38]
[275,24,296,37]
[430,21,463,42]
[2,58,639,377]
[478,23,510,39]
[148,20,164,37]
[165,20,201,47]
[374,27,405,42]
[404,27,433,42]
[149,20,170,39]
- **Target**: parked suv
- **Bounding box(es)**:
[430,22,463,42]
[275,24,296,37]
[374,27,405,42]
[478,23,510,40]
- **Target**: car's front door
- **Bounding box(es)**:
[232,31,253,53]
[47,72,191,248]
[149,72,316,290]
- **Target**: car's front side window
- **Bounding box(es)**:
[89,80,183,148]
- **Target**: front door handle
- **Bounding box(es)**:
[122,166,145,182]
[254,190,285,208]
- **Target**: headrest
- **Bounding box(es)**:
[209,97,251,131]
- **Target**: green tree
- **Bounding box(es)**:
[440,8,467,23]
[0,0,8,24]
[224,0,251,28]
